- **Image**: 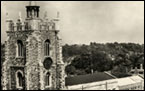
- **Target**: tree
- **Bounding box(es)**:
[65,65,76,76]
[63,42,144,77]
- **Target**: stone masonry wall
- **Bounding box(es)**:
[2,30,32,90]
[26,35,40,90]
[34,30,58,90]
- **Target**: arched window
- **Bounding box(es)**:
[18,72,23,87]
[46,72,50,86]
[17,40,23,57]
[44,39,50,56]
[16,71,23,89]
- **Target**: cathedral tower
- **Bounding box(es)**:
[2,1,65,90]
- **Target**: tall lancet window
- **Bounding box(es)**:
[44,39,50,56]
[17,40,23,57]
[46,72,50,86]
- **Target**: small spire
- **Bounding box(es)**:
[19,11,22,21]
[140,64,143,69]
[6,12,12,21]
[57,11,60,18]
[44,11,48,19]
[29,1,37,6]
[6,12,9,20]
[53,11,60,21]
[6,12,8,16]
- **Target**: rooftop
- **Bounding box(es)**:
[65,72,116,86]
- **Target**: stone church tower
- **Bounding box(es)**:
[2,1,65,90]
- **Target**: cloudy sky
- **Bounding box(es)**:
[1,1,144,44]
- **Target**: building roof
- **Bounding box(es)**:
[117,77,136,87]
[129,75,144,82]
[117,75,144,87]
[65,72,116,86]
[138,74,144,79]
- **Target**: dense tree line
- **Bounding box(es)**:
[63,42,144,78]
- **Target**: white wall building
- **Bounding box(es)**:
[66,74,144,90]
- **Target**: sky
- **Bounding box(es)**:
[1,1,144,45]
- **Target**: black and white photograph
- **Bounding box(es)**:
[1,1,144,90]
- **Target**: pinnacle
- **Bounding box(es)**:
[29,1,37,6]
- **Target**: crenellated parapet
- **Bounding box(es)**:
[6,18,59,32]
